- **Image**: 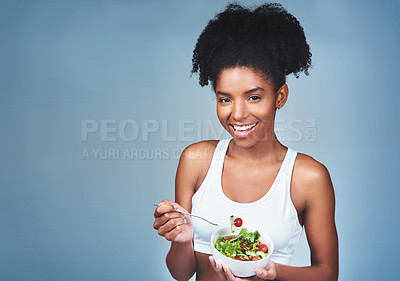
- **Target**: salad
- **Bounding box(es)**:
[214,228,269,261]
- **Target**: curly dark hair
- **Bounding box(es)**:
[191,3,312,92]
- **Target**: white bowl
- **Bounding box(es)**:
[211,226,274,277]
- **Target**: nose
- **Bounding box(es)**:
[232,100,248,121]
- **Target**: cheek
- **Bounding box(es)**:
[253,104,276,120]
[216,105,229,123]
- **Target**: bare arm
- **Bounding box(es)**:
[166,147,199,280]
[273,159,338,281]
[154,142,215,281]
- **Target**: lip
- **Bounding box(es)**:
[230,122,258,138]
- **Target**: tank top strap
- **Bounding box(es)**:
[202,139,230,180]
[212,139,230,170]
[280,147,298,189]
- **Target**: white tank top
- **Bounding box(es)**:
[191,139,303,265]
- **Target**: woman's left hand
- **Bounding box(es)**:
[209,256,277,281]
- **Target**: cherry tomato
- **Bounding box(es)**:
[234,217,243,227]
[234,257,244,261]
[259,243,268,253]
[251,256,260,261]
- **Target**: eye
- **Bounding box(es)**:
[248,95,261,101]
[219,97,231,103]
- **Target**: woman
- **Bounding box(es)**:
[153,3,338,281]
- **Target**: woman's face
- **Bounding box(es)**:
[215,67,285,148]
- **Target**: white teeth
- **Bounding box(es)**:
[233,123,257,131]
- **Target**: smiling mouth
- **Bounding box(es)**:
[232,123,258,131]
[230,122,258,138]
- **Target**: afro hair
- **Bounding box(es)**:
[191,3,312,92]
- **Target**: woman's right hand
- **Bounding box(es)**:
[153,199,194,243]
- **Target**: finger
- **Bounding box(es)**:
[172,203,188,213]
[208,256,220,272]
[223,265,240,281]
[209,256,217,269]
[209,257,228,280]
[161,218,192,242]
[254,267,269,280]
[164,224,188,241]
[157,216,186,236]
[153,210,182,229]
[153,211,183,230]
[154,200,176,218]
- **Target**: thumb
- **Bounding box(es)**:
[172,204,192,223]
[173,203,189,213]
[254,267,269,279]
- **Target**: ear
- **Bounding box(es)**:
[275,84,289,109]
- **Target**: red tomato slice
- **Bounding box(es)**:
[259,243,268,253]
[234,217,243,227]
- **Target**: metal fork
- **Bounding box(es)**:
[153,203,219,226]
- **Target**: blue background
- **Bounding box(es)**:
[1,0,399,280]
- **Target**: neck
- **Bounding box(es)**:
[228,134,287,163]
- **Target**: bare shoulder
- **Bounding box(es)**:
[292,153,334,203]
[293,153,331,183]
[176,140,219,193]
[180,140,219,163]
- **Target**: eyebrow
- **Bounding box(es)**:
[216,87,264,96]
